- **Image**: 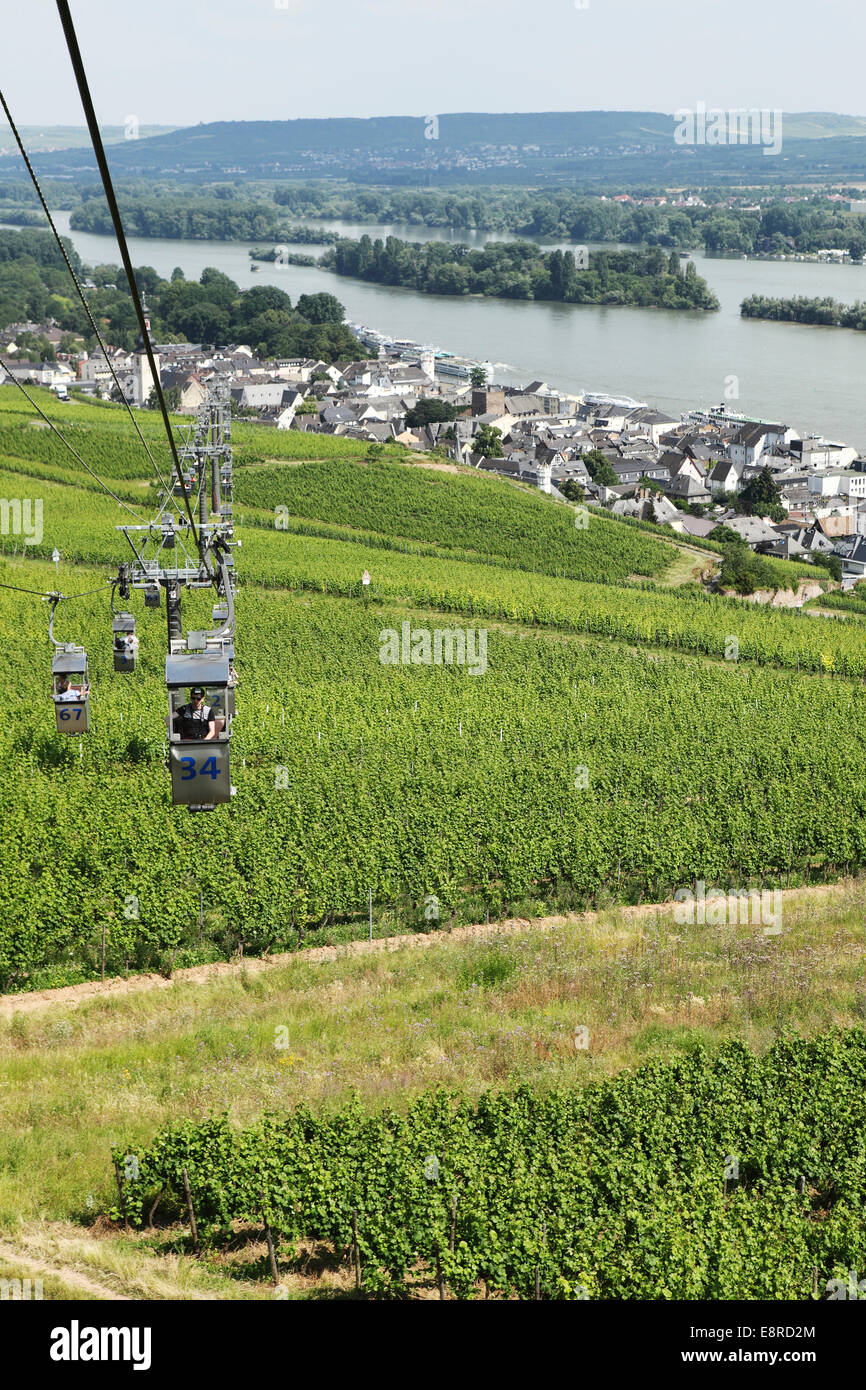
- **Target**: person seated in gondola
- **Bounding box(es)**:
[54,674,87,702]
[115,631,139,661]
[173,686,218,741]
[227,659,238,689]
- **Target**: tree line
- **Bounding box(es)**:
[70,194,339,245]
[325,235,719,309]
[741,294,866,330]
[0,228,360,362]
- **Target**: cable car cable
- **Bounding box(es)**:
[0,577,113,600]
[0,357,150,522]
[0,87,172,498]
[54,0,201,555]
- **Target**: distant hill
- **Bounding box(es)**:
[0,124,178,156]
[4,112,866,185]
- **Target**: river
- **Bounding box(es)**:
[50,211,866,450]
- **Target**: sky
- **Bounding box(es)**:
[2,0,866,127]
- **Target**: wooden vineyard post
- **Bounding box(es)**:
[101,921,106,982]
[147,1187,165,1229]
[434,1241,446,1300]
[263,1217,279,1287]
[351,1209,362,1291]
[812,1266,819,1299]
[449,1195,457,1254]
[182,1166,200,1255]
[113,1158,130,1232]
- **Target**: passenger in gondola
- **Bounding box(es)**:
[227,659,238,688]
[174,686,218,740]
[54,675,86,701]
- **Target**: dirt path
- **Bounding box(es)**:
[0,880,849,1018]
[0,1236,130,1301]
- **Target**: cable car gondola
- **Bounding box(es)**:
[112,611,138,672]
[51,645,90,733]
[166,651,233,810]
[47,594,90,734]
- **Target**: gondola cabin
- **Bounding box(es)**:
[52,645,90,733]
[112,612,138,672]
[166,652,232,808]
[205,640,236,720]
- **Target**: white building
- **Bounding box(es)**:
[808,470,866,499]
[128,301,160,407]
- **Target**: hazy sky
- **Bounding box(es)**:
[3,0,866,126]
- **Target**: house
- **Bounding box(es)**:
[673,513,718,539]
[728,424,773,469]
[713,516,782,548]
[622,407,679,446]
[581,401,633,432]
[790,437,858,470]
[230,379,295,410]
[256,394,305,429]
[833,534,866,579]
[666,472,712,504]
[160,368,207,413]
[756,534,807,560]
[708,459,742,497]
[808,470,866,501]
[608,458,671,487]
[774,523,836,555]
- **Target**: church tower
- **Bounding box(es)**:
[131,297,160,406]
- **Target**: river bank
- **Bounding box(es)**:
[48,211,866,449]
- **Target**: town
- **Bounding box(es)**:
[3,307,865,587]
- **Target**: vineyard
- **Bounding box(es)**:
[2,384,866,1309]
[4,557,866,991]
[113,1029,866,1299]
[0,389,864,994]
[236,457,676,583]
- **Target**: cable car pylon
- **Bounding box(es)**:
[117,383,239,811]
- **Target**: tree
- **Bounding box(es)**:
[148,384,181,412]
[716,538,775,595]
[296,396,319,415]
[469,365,488,389]
[236,284,293,319]
[559,479,585,503]
[296,292,345,325]
[740,465,783,520]
[811,551,842,581]
[405,398,460,427]
[474,424,503,457]
[170,266,185,282]
[582,448,619,488]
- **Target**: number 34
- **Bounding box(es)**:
[180,755,218,780]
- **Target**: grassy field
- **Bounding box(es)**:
[1,880,864,1297]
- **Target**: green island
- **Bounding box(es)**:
[741,293,866,330]
[324,235,719,309]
